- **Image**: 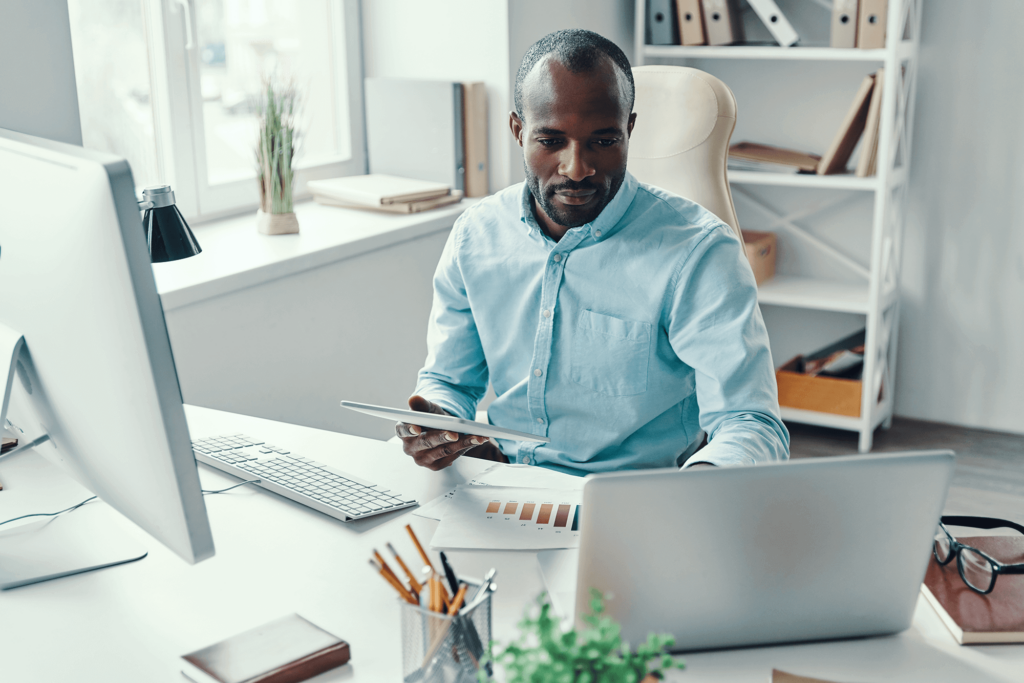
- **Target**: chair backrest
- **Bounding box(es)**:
[627,65,742,240]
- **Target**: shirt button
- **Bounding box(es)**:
[536,417,544,424]
[522,456,532,465]
[533,368,542,377]
[552,253,562,263]
[594,230,602,238]
[542,309,551,318]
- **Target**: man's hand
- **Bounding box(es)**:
[396,395,506,470]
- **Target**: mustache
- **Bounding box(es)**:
[547,179,599,194]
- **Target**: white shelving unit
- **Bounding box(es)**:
[634,0,923,451]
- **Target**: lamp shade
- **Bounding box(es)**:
[141,185,201,263]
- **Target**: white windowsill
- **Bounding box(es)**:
[153,198,475,312]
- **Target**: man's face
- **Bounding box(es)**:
[511,55,636,230]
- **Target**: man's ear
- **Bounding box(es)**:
[626,112,637,138]
[509,111,525,148]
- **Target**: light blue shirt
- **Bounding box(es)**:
[415,171,789,475]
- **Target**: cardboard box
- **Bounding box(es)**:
[742,230,776,286]
[776,355,863,417]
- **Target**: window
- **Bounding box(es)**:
[67,0,365,221]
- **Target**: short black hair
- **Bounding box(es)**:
[514,29,634,120]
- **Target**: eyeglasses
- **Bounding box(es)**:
[933,515,1024,594]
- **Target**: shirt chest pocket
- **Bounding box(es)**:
[570,310,652,397]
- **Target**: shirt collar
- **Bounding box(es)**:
[519,171,639,243]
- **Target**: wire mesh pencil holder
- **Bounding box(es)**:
[400,580,493,683]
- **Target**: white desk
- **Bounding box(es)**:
[1,406,1021,682]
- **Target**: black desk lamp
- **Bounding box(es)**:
[138,185,201,262]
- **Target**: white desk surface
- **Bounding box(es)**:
[0,405,1021,683]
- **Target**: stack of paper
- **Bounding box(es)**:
[308,174,462,214]
[431,484,582,551]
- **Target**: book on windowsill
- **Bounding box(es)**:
[313,189,463,214]
[920,535,1024,644]
[181,613,350,683]
[307,174,451,207]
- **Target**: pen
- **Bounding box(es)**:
[406,524,437,574]
[386,542,424,595]
[369,558,417,604]
[439,551,460,596]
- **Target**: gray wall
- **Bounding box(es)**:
[895,0,1024,434]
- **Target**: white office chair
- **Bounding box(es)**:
[627,65,742,241]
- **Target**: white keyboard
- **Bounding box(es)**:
[192,434,417,521]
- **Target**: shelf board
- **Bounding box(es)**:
[757,276,869,314]
[728,170,879,191]
[780,407,863,431]
[642,45,887,62]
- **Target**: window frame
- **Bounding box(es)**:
[147,0,366,223]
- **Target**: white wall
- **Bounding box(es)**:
[505,0,635,186]
[361,0,635,193]
[894,0,1024,434]
[360,0,513,191]
[166,229,452,441]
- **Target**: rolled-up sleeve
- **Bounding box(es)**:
[666,223,790,467]
[413,218,489,420]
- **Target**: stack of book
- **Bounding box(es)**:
[728,142,821,175]
[308,175,463,215]
[728,66,885,178]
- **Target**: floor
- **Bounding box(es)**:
[788,417,1024,520]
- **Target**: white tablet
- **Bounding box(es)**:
[339,400,551,443]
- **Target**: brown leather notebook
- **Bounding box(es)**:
[772,670,845,683]
[181,614,350,683]
[921,536,1024,644]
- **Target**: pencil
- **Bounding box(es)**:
[370,558,417,604]
[447,583,468,615]
[406,523,437,574]
[386,542,424,594]
[374,549,416,600]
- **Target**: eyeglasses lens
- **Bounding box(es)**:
[960,546,995,593]
[933,527,952,563]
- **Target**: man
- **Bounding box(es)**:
[397,29,789,474]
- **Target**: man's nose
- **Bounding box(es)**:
[557,141,596,182]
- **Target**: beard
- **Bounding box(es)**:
[525,165,626,229]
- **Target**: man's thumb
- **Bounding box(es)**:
[408,394,444,415]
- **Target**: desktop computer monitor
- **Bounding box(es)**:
[0,128,214,584]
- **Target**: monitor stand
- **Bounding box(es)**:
[0,322,148,590]
[0,503,148,590]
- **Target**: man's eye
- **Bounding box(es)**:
[537,139,561,147]
[594,139,619,147]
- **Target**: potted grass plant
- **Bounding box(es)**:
[255,78,299,235]
[481,590,684,683]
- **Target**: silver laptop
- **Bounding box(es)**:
[574,450,955,651]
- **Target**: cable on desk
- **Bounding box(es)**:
[0,479,263,527]
[202,479,261,495]
[0,495,98,527]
